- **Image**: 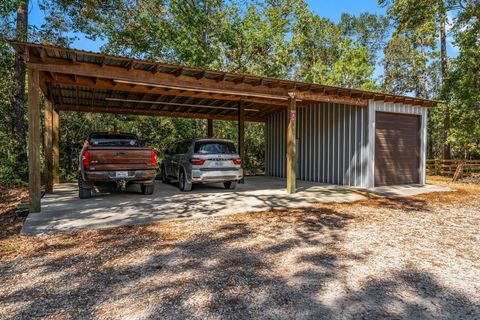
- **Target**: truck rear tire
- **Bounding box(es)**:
[79,187,92,199]
[141,183,155,195]
[78,174,92,199]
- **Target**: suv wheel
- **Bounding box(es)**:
[224,181,237,190]
[179,170,192,192]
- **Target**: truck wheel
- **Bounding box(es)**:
[162,166,170,184]
[179,170,192,192]
[224,181,237,190]
[79,187,92,199]
[78,175,92,199]
[141,184,155,195]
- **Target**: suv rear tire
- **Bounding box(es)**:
[141,183,155,195]
[179,170,192,192]
[224,181,237,190]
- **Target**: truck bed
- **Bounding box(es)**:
[86,147,154,171]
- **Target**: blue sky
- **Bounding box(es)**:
[307,0,386,22]
[28,0,457,57]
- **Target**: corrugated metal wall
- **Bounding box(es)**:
[265,102,370,187]
[265,111,288,178]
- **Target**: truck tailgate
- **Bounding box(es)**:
[87,147,154,171]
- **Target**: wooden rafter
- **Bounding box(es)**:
[56,104,266,122]
[45,74,287,107]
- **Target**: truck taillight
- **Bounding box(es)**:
[151,150,157,166]
[190,158,205,165]
[233,158,241,165]
[83,150,90,169]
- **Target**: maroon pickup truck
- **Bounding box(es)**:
[77,132,157,198]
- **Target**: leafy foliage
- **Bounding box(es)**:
[380,0,479,159]
[442,0,480,157]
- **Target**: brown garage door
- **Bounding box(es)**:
[375,112,420,186]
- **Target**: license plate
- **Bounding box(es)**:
[214,161,223,167]
[116,171,128,178]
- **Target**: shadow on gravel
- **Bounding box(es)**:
[1,206,478,319]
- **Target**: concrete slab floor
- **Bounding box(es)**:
[21,176,452,235]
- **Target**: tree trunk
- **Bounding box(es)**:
[439,1,451,159]
[12,0,29,171]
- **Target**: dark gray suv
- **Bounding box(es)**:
[161,138,243,191]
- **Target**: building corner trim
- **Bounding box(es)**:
[366,100,376,188]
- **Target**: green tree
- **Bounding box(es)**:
[442,0,480,158]
[293,8,379,89]
[292,7,342,83]
[379,0,461,158]
[340,12,390,66]
[220,1,295,78]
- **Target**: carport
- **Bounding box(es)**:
[11,41,437,213]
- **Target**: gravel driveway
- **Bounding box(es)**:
[1,178,479,319]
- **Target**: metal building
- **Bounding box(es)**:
[266,100,428,188]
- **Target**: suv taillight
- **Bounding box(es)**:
[233,158,241,165]
[83,150,90,169]
[190,158,206,165]
[151,150,157,166]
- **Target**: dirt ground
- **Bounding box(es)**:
[0,186,27,240]
[1,177,479,319]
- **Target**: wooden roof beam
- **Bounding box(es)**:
[27,55,288,97]
[56,104,266,122]
[46,74,289,104]
[294,92,368,107]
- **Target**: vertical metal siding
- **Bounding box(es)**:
[266,102,371,187]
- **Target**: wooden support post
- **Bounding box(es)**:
[238,101,245,183]
[52,108,60,184]
[207,119,213,137]
[286,93,297,194]
[44,99,53,193]
[28,68,41,212]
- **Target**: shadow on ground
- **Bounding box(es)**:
[1,202,478,319]
[22,177,450,234]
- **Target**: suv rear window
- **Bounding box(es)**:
[194,141,236,154]
[89,134,139,147]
